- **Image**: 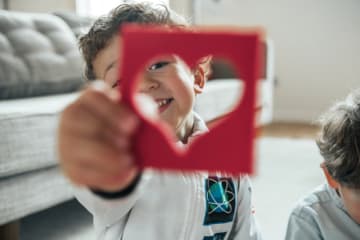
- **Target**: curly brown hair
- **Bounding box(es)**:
[316,89,360,189]
[79,2,188,80]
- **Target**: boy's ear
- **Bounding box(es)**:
[321,162,339,189]
[193,67,205,94]
[193,56,212,94]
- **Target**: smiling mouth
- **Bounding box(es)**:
[156,98,173,113]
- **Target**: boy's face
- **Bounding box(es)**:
[338,185,360,224]
[93,36,205,140]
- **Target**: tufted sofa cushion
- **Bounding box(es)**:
[53,11,94,38]
[0,10,84,99]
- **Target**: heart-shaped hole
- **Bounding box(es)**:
[131,54,245,147]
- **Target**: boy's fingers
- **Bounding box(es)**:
[58,81,142,192]
[60,91,139,141]
[91,80,120,102]
[134,94,158,120]
[107,131,131,150]
[64,163,139,192]
[81,84,139,136]
[60,135,135,172]
[60,105,130,150]
[60,103,107,139]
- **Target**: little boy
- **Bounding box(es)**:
[58,2,262,239]
[285,89,360,239]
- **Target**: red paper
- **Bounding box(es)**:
[119,24,263,175]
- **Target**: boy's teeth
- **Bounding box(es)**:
[157,99,170,107]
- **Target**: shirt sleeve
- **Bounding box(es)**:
[285,211,322,240]
[73,170,154,234]
[228,175,263,240]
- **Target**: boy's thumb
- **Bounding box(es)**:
[134,94,158,121]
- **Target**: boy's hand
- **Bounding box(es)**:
[58,81,140,192]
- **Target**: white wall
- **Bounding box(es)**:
[9,0,75,12]
[172,0,360,123]
[170,0,193,23]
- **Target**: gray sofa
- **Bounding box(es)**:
[0,10,87,227]
[0,9,274,232]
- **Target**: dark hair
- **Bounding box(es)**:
[79,2,188,80]
[316,89,360,189]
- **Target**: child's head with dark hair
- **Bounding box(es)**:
[79,2,188,80]
[78,2,211,143]
[317,89,360,189]
[317,88,360,223]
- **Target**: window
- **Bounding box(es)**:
[76,0,169,17]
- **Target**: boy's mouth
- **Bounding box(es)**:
[156,98,174,113]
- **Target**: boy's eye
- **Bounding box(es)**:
[148,61,170,71]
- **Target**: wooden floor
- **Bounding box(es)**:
[259,122,320,139]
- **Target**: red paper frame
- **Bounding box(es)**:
[119,24,262,175]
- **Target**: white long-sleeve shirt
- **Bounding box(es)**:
[286,183,360,240]
[75,113,262,240]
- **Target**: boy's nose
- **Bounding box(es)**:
[138,77,160,93]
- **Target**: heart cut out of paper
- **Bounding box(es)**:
[119,24,263,175]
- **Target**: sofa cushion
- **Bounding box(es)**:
[53,11,94,38]
[0,166,74,225]
[0,10,84,99]
[0,93,79,178]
